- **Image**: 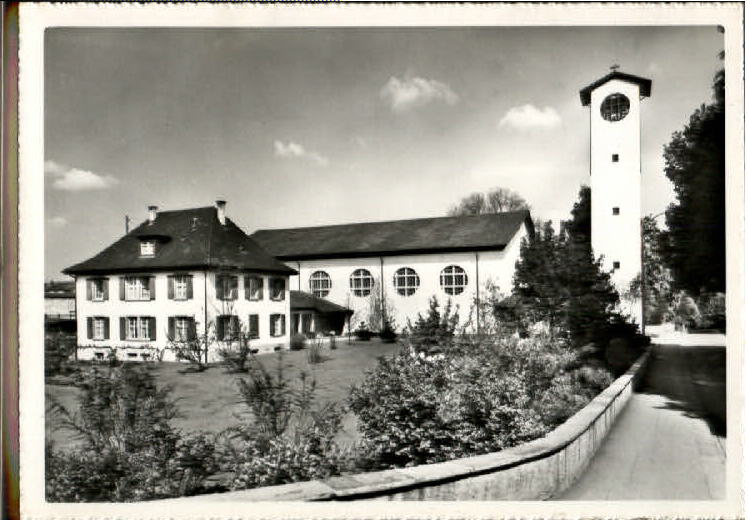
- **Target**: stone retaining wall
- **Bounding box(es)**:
[166,349,650,502]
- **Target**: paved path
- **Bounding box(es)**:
[558,342,726,500]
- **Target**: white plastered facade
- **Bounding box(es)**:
[285,221,531,332]
[74,270,291,361]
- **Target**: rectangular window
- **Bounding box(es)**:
[613,261,621,269]
[124,276,152,301]
[270,278,285,301]
[248,314,260,339]
[175,317,190,341]
[612,154,619,162]
[270,314,286,337]
[246,276,263,301]
[173,275,188,300]
[217,315,239,341]
[93,318,105,339]
[89,278,107,301]
[612,207,620,215]
[125,316,154,340]
[140,240,156,257]
[216,275,238,301]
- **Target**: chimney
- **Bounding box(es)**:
[216,200,226,225]
[148,205,158,224]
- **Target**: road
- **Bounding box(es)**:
[558,341,726,500]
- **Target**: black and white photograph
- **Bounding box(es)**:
[16,3,743,518]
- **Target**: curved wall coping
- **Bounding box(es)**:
[163,348,650,502]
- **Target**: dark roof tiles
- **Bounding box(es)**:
[64,206,296,275]
[251,210,532,260]
[291,291,353,315]
[579,71,652,106]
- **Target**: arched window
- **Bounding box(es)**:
[440,265,468,295]
[309,271,332,297]
[350,269,374,297]
[393,267,419,296]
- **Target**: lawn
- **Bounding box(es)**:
[45,339,402,450]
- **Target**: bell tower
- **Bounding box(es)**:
[580,68,652,328]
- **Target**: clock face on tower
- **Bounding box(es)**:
[600,93,630,122]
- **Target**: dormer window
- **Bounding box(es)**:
[140,240,156,257]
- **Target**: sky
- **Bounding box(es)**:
[44,26,724,279]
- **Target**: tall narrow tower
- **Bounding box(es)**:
[580,69,652,328]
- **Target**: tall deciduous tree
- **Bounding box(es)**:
[448,187,529,216]
[660,64,725,295]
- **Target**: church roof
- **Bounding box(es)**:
[250,210,533,260]
[64,206,296,276]
[579,71,652,106]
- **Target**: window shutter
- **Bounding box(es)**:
[119,277,125,300]
[188,318,197,340]
[217,317,224,341]
[168,276,174,300]
[249,314,259,338]
[148,317,156,340]
[87,317,93,339]
[215,276,223,300]
[86,280,92,301]
[258,277,264,300]
[103,279,109,301]
[269,315,274,337]
[120,317,126,340]
[281,314,286,335]
[168,317,175,340]
[230,276,238,300]
[244,276,250,300]
[186,276,193,299]
[103,318,110,340]
[149,277,156,300]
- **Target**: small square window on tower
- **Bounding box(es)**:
[613,261,621,269]
[612,207,620,215]
[612,154,619,162]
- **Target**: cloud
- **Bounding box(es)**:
[498,104,562,130]
[47,216,67,228]
[273,141,329,167]
[352,136,368,149]
[380,75,459,113]
[45,160,119,191]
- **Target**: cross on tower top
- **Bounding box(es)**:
[610,64,621,72]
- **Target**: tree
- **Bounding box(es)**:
[448,187,529,216]
[512,186,621,354]
[660,63,725,295]
[628,215,674,324]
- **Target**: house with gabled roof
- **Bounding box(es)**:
[64,201,298,361]
[251,210,534,332]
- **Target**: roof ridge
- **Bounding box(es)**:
[253,210,529,233]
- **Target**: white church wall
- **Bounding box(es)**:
[285,221,530,332]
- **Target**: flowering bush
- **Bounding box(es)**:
[349,329,612,469]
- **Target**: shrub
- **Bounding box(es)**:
[168,324,208,372]
[217,334,253,373]
[307,340,324,364]
[379,316,398,343]
[697,292,726,332]
[222,353,344,489]
[290,333,306,350]
[46,364,218,501]
[405,296,459,354]
[354,321,373,341]
[45,332,77,377]
[349,330,604,469]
